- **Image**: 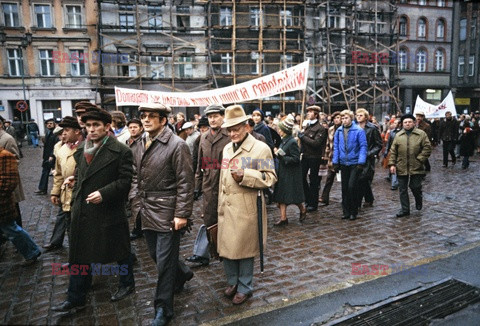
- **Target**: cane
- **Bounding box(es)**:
[257,190,264,273]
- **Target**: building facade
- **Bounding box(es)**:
[0,0,98,135]
[396,0,453,113]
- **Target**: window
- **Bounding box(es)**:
[399,16,407,36]
[148,6,162,31]
[460,19,467,41]
[437,0,445,7]
[469,55,475,76]
[280,9,293,27]
[328,16,339,28]
[221,53,231,74]
[119,54,137,77]
[436,19,444,39]
[39,49,54,76]
[7,48,22,76]
[177,6,190,28]
[34,4,52,28]
[42,100,62,120]
[282,54,293,69]
[418,18,426,38]
[176,56,192,78]
[250,7,260,27]
[220,7,232,26]
[151,56,164,79]
[399,48,407,71]
[458,56,464,77]
[435,49,444,71]
[416,49,426,72]
[419,0,426,5]
[70,50,86,76]
[471,17,476,39]
[66,5,82,28]
[119,5,134,32]
[251,52,264,74]
[2,3,19,27]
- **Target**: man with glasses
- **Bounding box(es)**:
[130,104,194,326]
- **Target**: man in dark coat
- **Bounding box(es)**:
[355,108,382,208]
[416,112,432,171]
[35,118,58,195]
[187,104,230,267]
[52,109,135,314]
[438,111,459,167]
[130,103,194,326]
[27,118,40,147]
[299,105,328,212]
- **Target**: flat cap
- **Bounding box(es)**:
[138,103,172,115]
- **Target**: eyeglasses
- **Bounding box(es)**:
[140,113,161,120]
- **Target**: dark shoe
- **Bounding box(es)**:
[111,284,135,302]
[42,243,62,252]
[186,255,209,266]
[349,215,357,221]
[274,219,288,227]
[34,190,47,195]
[442,164,448,168]
[130,232,143,240]
[299,210,307,222]
[342,215,349,220]
[416,201,423,211]
[391,187,398,191]
[224,284,238,298]
[363,202,373,208]
[318,198,329,205]
[232,292,252,305]
[174,270,194,293]
[395,211,410,218]
[152,308,171,326]
[306,206,317,212]
[22,251,41,266]
[51,301,86,314]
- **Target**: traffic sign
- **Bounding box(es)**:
[16,100,28,112]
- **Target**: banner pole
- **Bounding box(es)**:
[300,89,306,127]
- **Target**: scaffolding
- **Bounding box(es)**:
[96,0,401,117]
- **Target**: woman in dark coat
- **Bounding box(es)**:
[459,118,475,169]
[273,115,306,226]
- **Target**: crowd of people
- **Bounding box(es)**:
[1,103,479,325]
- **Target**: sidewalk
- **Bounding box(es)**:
[0,146,479,325]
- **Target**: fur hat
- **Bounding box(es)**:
[197,115,209,128]
[59,116,81,129]
[81,109,112,124]
[400,113,416,123]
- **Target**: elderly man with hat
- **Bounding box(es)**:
[388,114,432,218]
[182,121,200,155]
[52,109,135,314]
[299,105,328,212]
[43,116,83,251]
[34,118,59,195]
[73,101,101,138]
[217,105,277,305]
[129,103,194,326]
[186,104,230,267]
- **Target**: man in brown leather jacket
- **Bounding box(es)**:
[129,103,194,326]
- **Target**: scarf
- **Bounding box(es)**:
[83,135,108,164]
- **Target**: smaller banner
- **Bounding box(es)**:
[413,91,457,118]
[115,60,309,107]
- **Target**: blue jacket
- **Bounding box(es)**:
[332,123,367,166]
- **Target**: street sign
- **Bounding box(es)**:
[16,100,28,112]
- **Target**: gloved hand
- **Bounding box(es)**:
[356,164,365,171]
[297,132,304,139]
[333,164,340,173]
[193,190,202,201]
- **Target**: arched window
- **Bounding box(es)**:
[416,48,427,72]
[418,18,427,38]
[399,16,408,36]
[436,19,445,39]
[435,49,445,71]
[399,48,408,71]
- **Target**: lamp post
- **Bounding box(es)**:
[18,32,32,126]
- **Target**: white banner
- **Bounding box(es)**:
[115,60,309,107]
[413,91,457,118]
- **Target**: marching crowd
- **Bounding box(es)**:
[0,102,479,325]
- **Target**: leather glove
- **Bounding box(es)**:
[193,190,202,201]
[333,164,340,173]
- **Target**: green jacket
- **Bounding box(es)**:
[388,128,432,176]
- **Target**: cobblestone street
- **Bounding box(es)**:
[1,145,479,325]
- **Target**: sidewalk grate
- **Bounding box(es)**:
[330,278,480,326]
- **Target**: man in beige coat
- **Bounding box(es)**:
[43,116,83,250]
[218,105,277,305]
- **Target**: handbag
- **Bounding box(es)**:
[206,223,220,260]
